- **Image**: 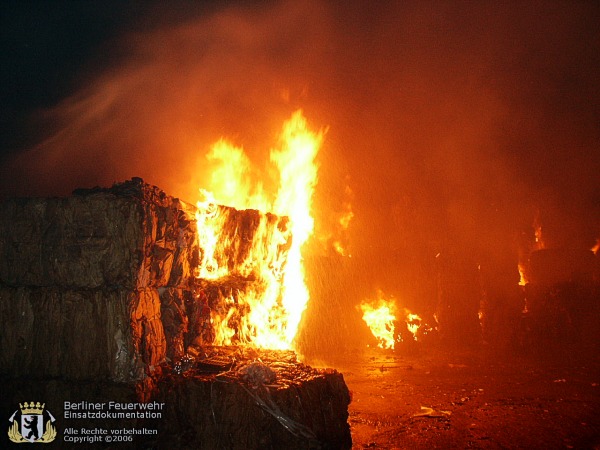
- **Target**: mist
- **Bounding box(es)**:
[1,0,598,353]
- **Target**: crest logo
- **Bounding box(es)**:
[7,402,57,443]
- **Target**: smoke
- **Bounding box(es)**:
[1,1,599,347]
[1,1,335,202]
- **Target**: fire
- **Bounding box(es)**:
[406,313,422,337]
[359,298,397,349]
[196,110,325,350]
[359,291,422,349]
[518,263,528,286]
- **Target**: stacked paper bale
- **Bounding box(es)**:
[523,248,600,352]
[0,178,199,383]
[0,178,353,449]
[435,252,483,346]
[0,177,294,379]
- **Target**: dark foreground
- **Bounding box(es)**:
[326,345,600,449]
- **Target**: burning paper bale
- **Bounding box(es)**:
[0,178,352,449]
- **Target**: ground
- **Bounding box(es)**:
[328,344,600,449]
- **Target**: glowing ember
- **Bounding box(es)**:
[196,110,325,350]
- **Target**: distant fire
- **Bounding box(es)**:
[359,291,422,349]
[518,263,528,286]
[196,110,325,350]
[359,298,397,349]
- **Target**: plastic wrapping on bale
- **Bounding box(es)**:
[156,354,352,449]
[0,286,165,382]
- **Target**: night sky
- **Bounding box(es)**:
[1,1,599,260]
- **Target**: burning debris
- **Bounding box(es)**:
[359,291,424,350]
[0,178,352,448]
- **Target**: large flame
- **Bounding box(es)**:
[196,110,325,349]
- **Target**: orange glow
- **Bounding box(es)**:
[196,110,325,350]
[333,183,354,256]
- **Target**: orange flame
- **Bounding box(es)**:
[359,291,422,349]
[406,313,422,339]
[518,263,528,286]
[196,110,325,350]
[360,298,397,349]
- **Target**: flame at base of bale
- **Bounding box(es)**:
[194,110,325,351]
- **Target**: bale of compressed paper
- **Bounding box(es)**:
[0,179,199,382]
[0,178,199,290]
[0,350,353,449]
[528,248,596,286]
[435,253,482,346]
[523,256,600,353]
[156,349,352,449]
[159,287,194,361]
[0,286,165,383]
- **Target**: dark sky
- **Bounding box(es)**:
[1,0,599,257]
